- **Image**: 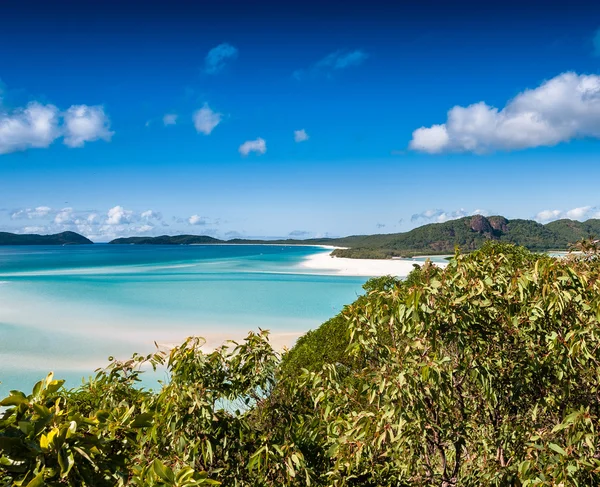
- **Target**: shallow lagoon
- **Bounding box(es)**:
[0,245,368,396]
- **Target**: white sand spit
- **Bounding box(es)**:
[300,251,446,277]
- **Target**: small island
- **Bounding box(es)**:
[0,231,93,246]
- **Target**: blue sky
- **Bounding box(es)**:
[2,0,600,241]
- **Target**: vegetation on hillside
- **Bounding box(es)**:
[107,216,600,259]
[331,216,600,258]
[109,235,222,245]
[3,242,600,485]
[0,231,93,246]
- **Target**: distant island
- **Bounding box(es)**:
[108,215,600,258]
[0,231,93,246]
[3,216,600,256]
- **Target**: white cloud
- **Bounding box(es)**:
[205,43,238,74]
[106,206,135,225]
[54,207,75,225]
[188,215,208,225]
[0,102,61,154]
[535,209,563,223]
[0,80,114,155]
[193,104,222,135]
[239,137,266,156]
[138,224,154,233]
[63,105,114,148]
[294,49,368,79]
[409,72,600,154]
[566,206,593,220]
[411,208,484,224]
[409,124,449,154]
[7,205,175,242]
[11,206,53,219]
[141,210,162,221]
[163,114,178,126]
[294,129,309,142]
[535,205,600,223]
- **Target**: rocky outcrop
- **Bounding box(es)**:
[470,215,494,234]
[488,216,509,233]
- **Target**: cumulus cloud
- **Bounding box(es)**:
[239,137,266,156]
[141,210,162,221]
[163,114,178,126]
[0,102,61,154]
[193,104,222,135]
[409,72,600,154]
[188,215,208,226]
[186,215,221,226]
[535,210,563,223]
[294,129,309,142]
[7,205,173,241]
[410,208,487,224]
[0,79,114,155]
[63,105,114,148]
[204,43,238,74]
[106,206,135,225]
[294,49,368,79]
[535,205,600,223]
[54,207,75,225]
[11,206,52,219]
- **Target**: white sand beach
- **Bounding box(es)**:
[300,250,447,277]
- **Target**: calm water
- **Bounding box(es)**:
[0,245,368,396]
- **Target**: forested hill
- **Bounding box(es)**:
[328,216,600,258]
[108,216,600,258]
[0,231,93,245]
[109,235,222,245]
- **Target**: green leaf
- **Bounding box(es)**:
[0,391,27,406]
[58,447,75,477]
[548,442,568,456]
[131,412,154,428]
[25,472,45,487]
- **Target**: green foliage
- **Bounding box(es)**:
[293,241,600,485]
[108,235,222,245]
[280,275,404,377]
[279,315,351,377]
[4,242,600,485]
[0,370,150,486]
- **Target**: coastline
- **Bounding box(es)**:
[300,250,446,277]
[188,243,343,250]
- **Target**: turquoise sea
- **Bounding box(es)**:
[0,245,369,397]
